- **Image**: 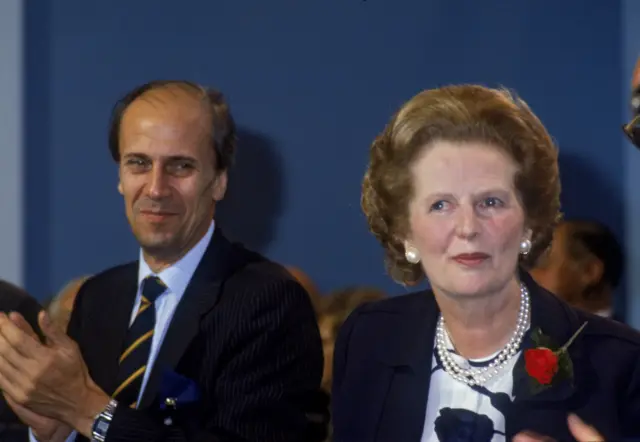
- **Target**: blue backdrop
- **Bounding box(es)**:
[24,1,625,315]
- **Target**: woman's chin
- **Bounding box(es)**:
[439,276,502,299]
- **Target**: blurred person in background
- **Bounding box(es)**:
[286,266,323,314]
[530,220,623,318]
[319,286,387,393]
[285,266,332,440]
[318,286,386,442]
[623,56,640,148]
[47,276,91,332]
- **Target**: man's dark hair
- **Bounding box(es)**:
[108,80,237,171]
[565,220,624,289]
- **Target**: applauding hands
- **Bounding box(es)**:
[514,414,603,442]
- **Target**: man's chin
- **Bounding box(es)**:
[136,234,177,254]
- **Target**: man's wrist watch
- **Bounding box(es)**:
[91,398,118,442]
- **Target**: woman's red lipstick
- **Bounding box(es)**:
[452,253,490,266]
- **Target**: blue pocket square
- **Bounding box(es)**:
[159,370,200,410]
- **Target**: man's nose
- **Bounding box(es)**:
[147,166,171,199]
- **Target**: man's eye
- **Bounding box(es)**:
[126,158,147,167]
[168,162,194,174]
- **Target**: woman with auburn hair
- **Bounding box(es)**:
[331,85,639,441]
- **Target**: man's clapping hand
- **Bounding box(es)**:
[0,310,109,439]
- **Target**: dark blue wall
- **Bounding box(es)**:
[24,0,624,303]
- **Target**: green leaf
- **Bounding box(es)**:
[530,327,544,346]
[528,375,552,395]
[557,351,575,386]
[530,327,556,350]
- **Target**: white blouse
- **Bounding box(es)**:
[420,333,521,442]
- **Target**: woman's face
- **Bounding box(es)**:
[406,141,529,298]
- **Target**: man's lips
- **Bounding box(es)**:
[139,210,177,220]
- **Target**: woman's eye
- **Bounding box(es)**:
[480,197,503,208]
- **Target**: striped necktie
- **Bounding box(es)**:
[112,275,166,408]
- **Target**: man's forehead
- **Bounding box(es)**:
[121,90,211,141]
[127,87,207,120]
[140,84,205,107]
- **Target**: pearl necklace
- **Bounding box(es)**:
[435,283,530,387]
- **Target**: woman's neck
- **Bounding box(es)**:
[434,277,523,359]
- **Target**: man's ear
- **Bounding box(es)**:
[117,164,124,195]
[212,170,228,202]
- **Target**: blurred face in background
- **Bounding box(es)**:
[530,226,570,297]
[319,314,337,392]
[530,225,603,307]
[49,277,89,331]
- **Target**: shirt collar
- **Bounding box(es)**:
[595,308,612,318]
[138,220,215,298]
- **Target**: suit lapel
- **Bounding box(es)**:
[366,273,591,440]
[91,264,138,395]
[375,292,439,441]
[506,271,591,439]
[138,229,246,408]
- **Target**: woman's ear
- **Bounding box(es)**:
[524,228,533,241]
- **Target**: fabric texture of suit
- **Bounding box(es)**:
[332,271,640,442]
[68,229,324,442]
[0,280,44,442]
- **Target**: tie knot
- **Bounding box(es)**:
[141,276,166,303]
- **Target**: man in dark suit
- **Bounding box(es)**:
[0,280,43,442]
[0,81,324,442]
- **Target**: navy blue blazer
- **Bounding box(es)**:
[68,229,324,442]
[332,272,640,441]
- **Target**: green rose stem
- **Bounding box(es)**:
[558,322,588,353]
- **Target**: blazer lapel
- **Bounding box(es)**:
[507,271,592,439]
[138,229,247,408]
[91,264,138,395]
[375,292,439,441]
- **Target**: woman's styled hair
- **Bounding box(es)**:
[362,84,561,286]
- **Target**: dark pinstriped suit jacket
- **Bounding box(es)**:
[68,229,324,442]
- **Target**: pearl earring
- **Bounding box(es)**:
[405,245,420,264]
[519,238,532,255]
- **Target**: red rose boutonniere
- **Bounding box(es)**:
[524,322,588,393]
